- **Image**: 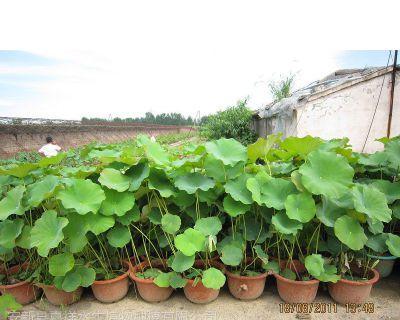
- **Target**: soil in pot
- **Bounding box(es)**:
[183,260,221,304]
[328,268,380,305]
[91,271,130,303]
[38,284,83,306]
[274,259,319,303]
[0,263,41,305]
[129,260,173,302]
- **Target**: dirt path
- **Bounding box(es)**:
[17,272,400,320]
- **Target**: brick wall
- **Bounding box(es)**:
[0,123,193,158]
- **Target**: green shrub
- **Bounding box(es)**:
[200,99,257,145]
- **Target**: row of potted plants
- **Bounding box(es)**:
[0,134,399,308]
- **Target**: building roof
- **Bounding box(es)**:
[254,66,394,119]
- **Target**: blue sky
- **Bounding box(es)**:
[0,50,395,120]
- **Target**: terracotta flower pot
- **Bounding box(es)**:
[274,259,319,303]
[0,263,41,305]
[328,269,380,305]
[225,269,268,300]
[91,271,130,303]
[183,259,222,304]
[129,260,173,302]
[38,284,83,306]
[183,278,219,304]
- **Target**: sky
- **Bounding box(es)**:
[0,1,397,121]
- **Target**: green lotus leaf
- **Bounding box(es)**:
[161,213,181,234]
[15,225,33,249]
[367,217,384,235]
[351,184,392,223]
[225,174,253,204]
[334,215,367,250]
[262,260,280,273]
[148,169,177,198]
[0,185,25,220]
[291,170,307,192]
[31,210,69,257]
[315,264,340,283]
[247,172,297,209]
[63,213,89,253]
[175,228,205,256]
[284,193,316,223]
[38,153,66,167]
[154,272,171,288]
[316,196,346,227]
[101,188,135,217]
[174,172,215,194]
[172,191,195,208]
[62,271,82,292]
[0,294,22,318]
[204,155,244,182]
[88,149,122,164]
[116,206,140,226]
[247,135,280,163]
[305,254,324,277]
[194,217,222,236]
[145,141,170,166]
[223,195,251,217]
[254,245,268,264]
[171,251,195,272]
[57,178,105,215]
[148,208,162,224]
[358,151,388,167]
[271,212,303,235]
[0,163,39,178]
[281,268,296,280]
[169,271,187,288]
[85,213,115,235]
[386,233,400,257]
[205,138,247,166]
[107,225,131,248]
[220,244,243,266]
[127,162,150,191]
[299,150,354,199]
[49,252,75,276]
[74,266,96,287]
[0,219,24,249]
[98,168,131,192]
[202,267,226,289]
[370,180,400,204]
[26,175,59,207]
[385,139,400,170]
[281,136,323,157]
[366,234,388,253]
[197,188,221,205]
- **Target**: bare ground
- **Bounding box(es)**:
[17,272,400,320]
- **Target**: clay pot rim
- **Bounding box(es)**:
[336,268,379,286]
[92,270,129,285]
[129,260,169,284]
[225,268,268,280]
[273,273,320,285]
[0,279,31,290]
[366,253,398,261]
[35,283,83,291]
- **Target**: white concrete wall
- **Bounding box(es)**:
[296,72,400,153]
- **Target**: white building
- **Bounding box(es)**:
[252,66,400,153]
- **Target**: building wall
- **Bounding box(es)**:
[0,124,192,158]
[295,71,399,152]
